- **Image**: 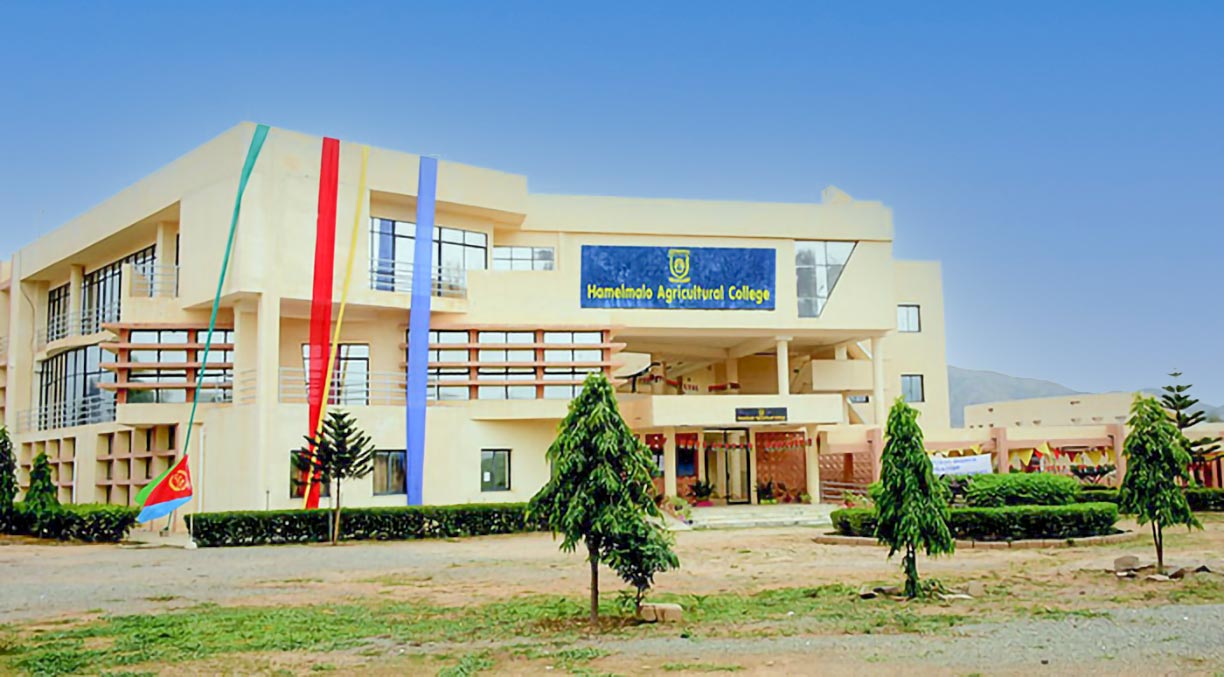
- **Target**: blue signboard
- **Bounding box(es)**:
[581,245,775,310]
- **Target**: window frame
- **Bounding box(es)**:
[480,448,511,492]
[492,245,555,271]
[897,304,922,333]
[300,343,370,405]
[794,240,856,318]
[369,217,488,292]
[901,374,925,403]
[372,449,407,496]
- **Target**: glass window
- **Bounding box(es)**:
[492,246,555,271]
[373,450,407,495]
[795,241,856,318]
[897,305,921,333]
[481,449,511,491]
[901,374,925,403]
[80,245,156,332]
[38,345,116,429]
[849,395,870,404]
[414,330,472,401]
[369,218,487,293]
[289,451,330,498]
[46,283,70,342]
[300,344,369,405]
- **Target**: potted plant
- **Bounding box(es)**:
[756,480,777,504]
[689,480,715,507]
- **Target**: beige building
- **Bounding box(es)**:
[0,123,952,518]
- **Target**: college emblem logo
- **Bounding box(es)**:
[667,249,691,284]
[168,468,191,492]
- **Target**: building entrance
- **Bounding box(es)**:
[703,428,752,504]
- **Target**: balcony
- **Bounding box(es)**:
[368,260,467,298]
[16,393,116,434]
[279,368,405,406]
[618,392,844,429]
[38,302,122,347]
[130,263,179,298]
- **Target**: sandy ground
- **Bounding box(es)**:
[3,517,1224,674]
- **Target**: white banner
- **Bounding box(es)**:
[930,454,994,476]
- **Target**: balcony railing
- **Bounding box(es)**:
[16,393,117,433]
[131,263,179,298]
[38,302,122,347]
[279,367,406,406]
[368,260,467,298]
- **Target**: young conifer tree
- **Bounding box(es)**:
[1119,395,1201,570]
[529,372,678,625]
[874,398,955,598]
[1160,371,1221,484]
[0,428,17,531]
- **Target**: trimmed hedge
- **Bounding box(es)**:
[1073,487,1224,511]
[186,503,543,547]
[964,473,1080,507]
[831,502,1119,542]
[5,504,138,542]
[1075,489,1119,504]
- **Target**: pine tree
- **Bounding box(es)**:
[1119,395,1201,570]
[293,410,375,544]
[528,372,678,625]
[1160,371,1221,484]
[24,452,60,514]
[0,427,17,532]
[874,398,955,598]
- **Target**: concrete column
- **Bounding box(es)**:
[68,265,84,326]
[868,426,884,482]
[663,426,678,498]
[804,424,820,502]
[725,358,739,388]
[747,429,758,503]
[992,427,1010,474]
[776,337,791,396]
[834,343,848,360]
[155,221,178,267]
[254,293,280,509]
[1109,423,1127,486]
[870,336,886,424]
[695,432,706,484]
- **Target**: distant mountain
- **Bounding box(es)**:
[948,366,1223,426]
[948,366,1079,426]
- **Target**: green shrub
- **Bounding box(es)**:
[831,502,1118,541]
[1075,489,1119,504]
[8,503,137,542]
[186,503,543,547]
[1185,488,1224,512]
[964,472,1081,507]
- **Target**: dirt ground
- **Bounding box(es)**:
[3,516,1224,675]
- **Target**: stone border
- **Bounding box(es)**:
[813,530,1138,549]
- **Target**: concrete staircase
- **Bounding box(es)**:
[687,503,835,530]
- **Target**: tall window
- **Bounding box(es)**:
[424,330,471,401]
[476,331,535,400]
[300,344,369,405]
[481,449,511,491]
[901,374,925,403]
[373,450,406,495]
[369,218,487,292]
[795,241,855,318]
[897,305,921,333]
[199,329,235,403]
[38,345,115,429]
[493,246,555,271]
[128,330,189,404]
[542,331,604,399]
[46,283,70,342]
[81,245,156,332]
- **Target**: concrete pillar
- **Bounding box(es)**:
[254,293,280,509]
[155,221,178,267]
[804,425,820,502]
[663,426,678,498]
[868,426,883,482]
[747,429,758,503]
[992,427,1010,474]
[834,343,848,360]
[1109,423,1127,486]
[776,337,791,396]
[695,432,706,484]
[725,358,739,388]
[68,265,84,329]
[870,336,886,424]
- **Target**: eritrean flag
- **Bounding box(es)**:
[134,455,193,523]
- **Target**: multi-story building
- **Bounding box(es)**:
[0,123,950,518]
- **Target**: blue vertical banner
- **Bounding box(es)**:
[405,156,438,505]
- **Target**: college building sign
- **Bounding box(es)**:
[580,245,775,310]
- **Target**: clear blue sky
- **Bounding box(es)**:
[1,1,1221,402]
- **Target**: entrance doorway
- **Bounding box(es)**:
[703,429,751,504]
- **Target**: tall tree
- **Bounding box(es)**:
[1119,395,1201,570]
[0,427,17,531]
[874,398,955,598]
[293,410,375,544]
[1160,371,1221,484]
[24,452,60,514]
[529,372,677,625]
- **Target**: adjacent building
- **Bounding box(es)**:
[0,123,951,519]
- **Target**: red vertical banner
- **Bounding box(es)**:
[304,137,340,509]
